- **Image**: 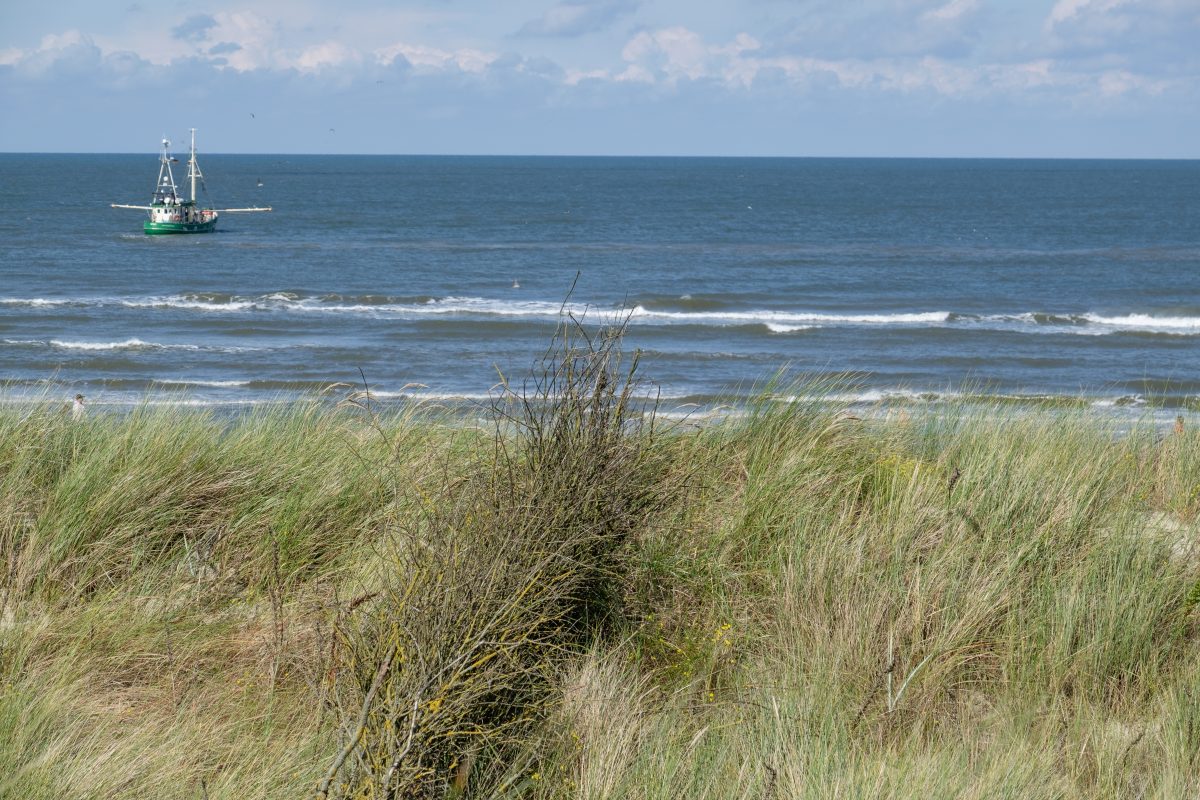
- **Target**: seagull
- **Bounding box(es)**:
[250,112,256,118]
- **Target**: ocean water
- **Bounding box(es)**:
[1,153,1198,412]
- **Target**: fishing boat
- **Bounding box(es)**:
[111,129,270,234]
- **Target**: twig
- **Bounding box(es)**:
[380,695,423,792]
[313,642,399,799]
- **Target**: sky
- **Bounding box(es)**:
[1,0,1197,156]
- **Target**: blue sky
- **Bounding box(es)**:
[1,0,1197,156]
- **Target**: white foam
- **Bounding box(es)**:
[367,390,498,401]
[1082,313,1200,332]
[629,306,951,325]
[43,339,248,353]
[302,296,582,318]
[956,311,1200,336]
[365,387,685,404]
[49,338,166,351]
[136,398,268,407]
[0,298,71,307]
[154,379,251,388]
[826,389,940,404]
[36,290,1200,339]
[110,294,957,328]
[121,298,258,312]
[1091,395,1147,408]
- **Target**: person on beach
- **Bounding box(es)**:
[72,394,85,421]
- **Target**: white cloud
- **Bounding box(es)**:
[564,67,610,85]
[621,27,710,80]
[1097,68,1168,95]
[609,24,1176,101]
[375,43,496,74]
[2,5,1191,108]
[1046,0,1130,28]
[0,12,499,77]
[295,41,361,72]
[38,30,90,50]
[922,0,979,23]
[3,29,102,76]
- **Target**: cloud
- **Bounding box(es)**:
[768,0,985,61]
[5,30,103,77]
[1,2,1194,151]
[1042,0,1200,74]
[517,0,637,37]
[172,14,219,43]
[606,23,1180,104]
[375,42,496,74]
[295,41,362,72]
[1046,0,1128,29]
[923,0,980,23]
[617,27,762,85]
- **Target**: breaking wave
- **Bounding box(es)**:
[50,338,171,351]
[2,338,262,353]
[6,292,1200,336]
[152,379,252,388]
[0,298,75,307]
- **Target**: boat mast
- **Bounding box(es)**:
[189,128,197,203]
[156,138,177,201]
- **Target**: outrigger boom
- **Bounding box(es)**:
[108,205,274,212]
[110,129,271,234]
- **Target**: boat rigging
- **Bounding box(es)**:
[111,129,271,235]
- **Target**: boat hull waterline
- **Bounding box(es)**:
[144,218,218,235]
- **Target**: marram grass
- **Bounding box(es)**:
[2,367,1199,797]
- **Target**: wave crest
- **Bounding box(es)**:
[49,338,165,351]
[9,292,1200,336]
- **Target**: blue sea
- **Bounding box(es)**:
[1,154,1198,414]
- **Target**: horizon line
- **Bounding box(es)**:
[2,151,1198,161]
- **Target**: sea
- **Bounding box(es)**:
[1,154,1198,418]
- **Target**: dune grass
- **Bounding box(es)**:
[1,337,1199,797]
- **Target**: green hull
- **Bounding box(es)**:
[144,219,217,235]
